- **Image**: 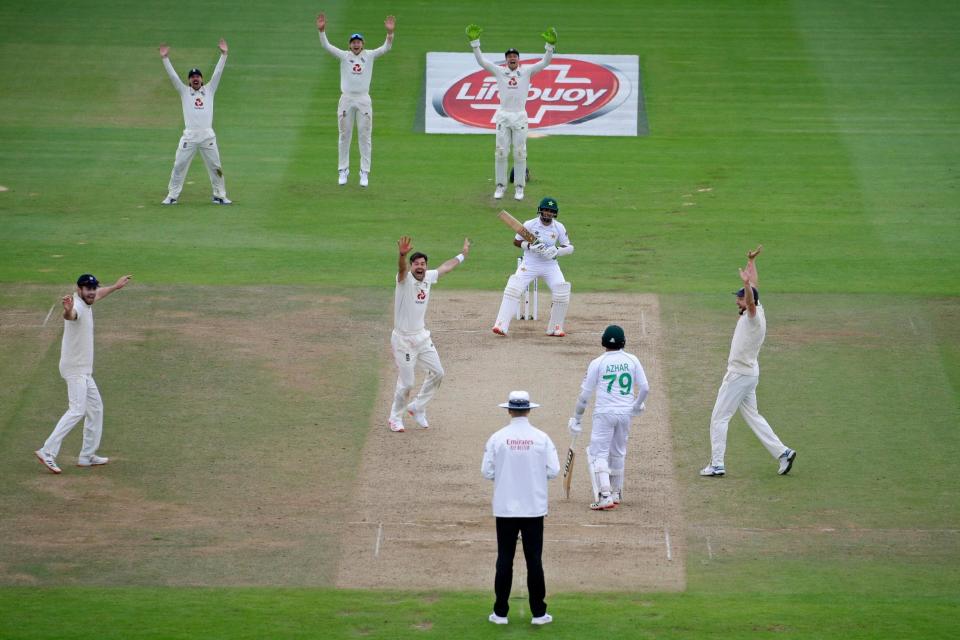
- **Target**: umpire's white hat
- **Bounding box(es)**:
[498,390,540,410]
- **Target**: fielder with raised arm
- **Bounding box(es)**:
[317,13,395,187]
[465,24,557,201]
[568,325,649,510]
[159,39,231,205]
[389,235,471,432]
[699,245,797,477]
[492,197,573,337]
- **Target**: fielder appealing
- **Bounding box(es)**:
[465,24,557,201]
[389,235,470,432]
[317,13,395,187]
[492,197,574,337]
[159,39,231,205]
[481,390,560,626]
[568,325,650,510]
[35,273,133,474]
[700,245,797,477]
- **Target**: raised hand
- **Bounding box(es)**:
[159,44,170,58]
[113,275,133,290]
[398,235,413,256]
[747,244,763,260]
[218,38,228,54]
[461,237,471,256]
[465,24,483,41]
[385,15,396,34]
[62,294,74,312]
[542,26,558,45]
[316,13,326,32]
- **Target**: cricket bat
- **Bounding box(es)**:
[497,210,537,244]
[562,433,579,499]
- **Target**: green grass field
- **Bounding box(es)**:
[1,0,958,637]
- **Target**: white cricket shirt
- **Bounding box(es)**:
[481,417,560,518]
[516,217,569,268]
[319,33,392,95]
[471,43,554,114]
[727,304,766,376]
[59,293,94,377]
[394,269,439,334]
[163,54,226,141]
[580,350,649,415]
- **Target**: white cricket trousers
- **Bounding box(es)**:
[42,374,103,458]
[494,111,528,187]
[338,93,373,173]
[493,260,566,333]
[709,372,786,467]
[390,330,444,422]
[167,134,227,199]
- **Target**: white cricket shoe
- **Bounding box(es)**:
[338,169,349,185]
[77,454,109,467]
[514,185,524,201]
[546,326,566,337]
[406,403,429,428]
[388,418,405,432]
[161,196,178,205]
[700,464,725,477]
[612,490,622,505]
[35,450,61,474]
[493,184,506,199]
[359,171,369,187]
[778,448,797,475]
[488,613,508,625]
[492,326,507,336]
[212,196,232,205]
[531,613,553,625]
[590,493,616,510]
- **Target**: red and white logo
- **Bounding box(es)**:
[416,289,427,301]
[194,97,204,108]
[435,57,625,130]
[352,63,363,73]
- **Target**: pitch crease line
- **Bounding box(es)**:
[374,522,383,557]
[42,303,56,327]
[665,528,672,561]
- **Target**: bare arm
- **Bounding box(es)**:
[62,294,77,321]
[95,275,132,301]
[436,238,471,276]
[397,236,412,282]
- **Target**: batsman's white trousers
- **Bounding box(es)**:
[588,413,632,466]
[338,93,373,173]
[390,329,444,421]
[493,260,566,333]
[709,372,786,467]
[42,374,103,458]
[494,110,528,187]
[167,133,226,199]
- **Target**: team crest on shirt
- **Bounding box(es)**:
[352,63,362,73]
[194,97,204,108]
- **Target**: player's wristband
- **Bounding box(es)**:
[455,253,465,263]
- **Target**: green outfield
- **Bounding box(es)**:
[1,0,958,638]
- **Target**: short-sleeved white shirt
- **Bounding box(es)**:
[59,293,94,377]
[516,217,569,269]
[727,304,766,376]
[580,350,648,415]
[481,417,560,517]
[394,270,439,334]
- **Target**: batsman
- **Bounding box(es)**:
[492,197,574,337]
[568,325,649,510]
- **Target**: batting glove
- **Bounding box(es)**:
[568,417,582,435]
[541,245,559,260]
[542,27,558,46]
[632,402,646,417]
[466,24,483,41]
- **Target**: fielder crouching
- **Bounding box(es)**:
[492,197,574,337]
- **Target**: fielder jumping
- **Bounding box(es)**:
[700,245,797,477]
[492,197,573,337]
[159,39,231,205]
[569,325,650,510]
[317,13,395,188]
[465,24,557,201]
[389,235,471,432]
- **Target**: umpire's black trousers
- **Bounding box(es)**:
[494,516,547,618]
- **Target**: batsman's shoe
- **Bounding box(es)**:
[359,171,369,187]
[161,196,178,205]
[488,613,508,625]
[77,454,109,467]
[700,464,725,477]
[514,185,524,201]
[212,196,232,205]
[546,326,566,337]
[388,418,405,432]
[406,403,429,429]
[493,184,506,200]
[338,169,349,185]
[531,613,553,626]
[492,326,507,336]
[590,494,616,510]
[778,448,797,475]
[34,450,62,474]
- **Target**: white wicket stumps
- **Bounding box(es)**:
[515,257,539,321]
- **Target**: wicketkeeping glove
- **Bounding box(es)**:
[568,417,582,435]
[542,27,558,46]
[466,24,483,41]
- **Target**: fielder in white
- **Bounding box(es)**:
[568,325,650,510]
[492,197,573,337]
[35,273,132,474]
[700,245,797,477]
[159,39,231,205]
[317,13,395,188]
[389,235,471,432]
[465,24,557,201]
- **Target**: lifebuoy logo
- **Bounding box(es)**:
[436,57,625,130]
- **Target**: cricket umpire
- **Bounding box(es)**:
[481,390,560,626]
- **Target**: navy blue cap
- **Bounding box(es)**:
[188,68,203,77]
[734,287,759,302]
[349,32,364,41]
[77,274,99,288]
[505,48,520,57]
